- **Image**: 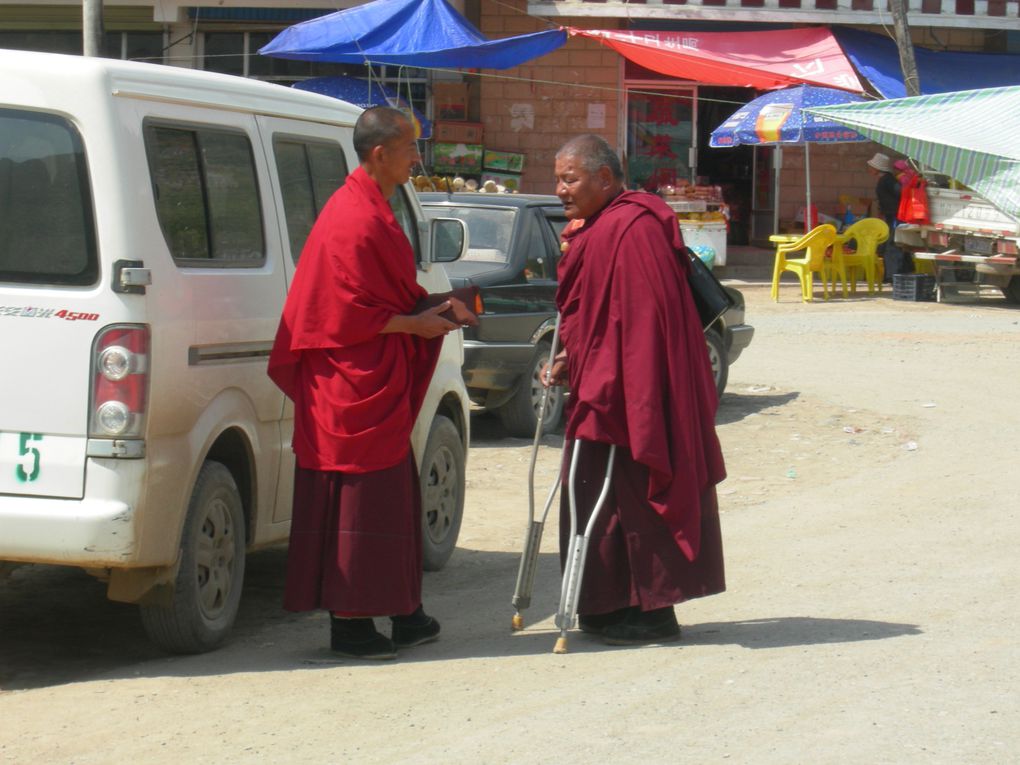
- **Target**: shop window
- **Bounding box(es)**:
[0,31,162,62]
[625,89,695,193]
[104,32,165,63]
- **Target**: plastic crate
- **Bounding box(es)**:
[893,273,936,301]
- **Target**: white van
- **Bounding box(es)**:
[0,50,470,653]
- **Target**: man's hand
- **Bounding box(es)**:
[381,302,460,339]
[539,354,568,387]
[411,302,461,339]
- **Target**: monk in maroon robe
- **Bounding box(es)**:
[545,135,727,645]
[268,107,464,660]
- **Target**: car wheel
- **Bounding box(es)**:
[1003,276,1020,304]
[497,340,564,438]
[705,327,728,398]
[140,461,245,654]
[420,415,465,572]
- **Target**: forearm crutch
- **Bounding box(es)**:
[553,439,616,654]
[511,316,563,631]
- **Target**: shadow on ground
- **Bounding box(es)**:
[470,388,799,444]
[1,543,919,690]
[716,390,800,425]
[469,411,564,448]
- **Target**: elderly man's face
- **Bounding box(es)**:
[555,153,615,220]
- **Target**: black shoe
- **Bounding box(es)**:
[330,616,397,660]
[390,605,441,648]
[602,607,681,646]
[578,607,635,635]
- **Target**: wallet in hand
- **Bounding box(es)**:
[413,286,480,327]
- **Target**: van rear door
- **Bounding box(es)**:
[0,107,100,499]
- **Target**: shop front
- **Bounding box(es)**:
[622,67,760,262]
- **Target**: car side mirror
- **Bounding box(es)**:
[430,218,467,263]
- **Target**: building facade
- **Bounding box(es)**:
[1,0,1018,240]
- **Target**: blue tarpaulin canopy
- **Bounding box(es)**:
[294,76,432,138]
[259,0,566,70]
[834,28,1020,100]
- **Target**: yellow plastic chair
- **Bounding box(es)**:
[771,224,838,302]
[834,218,889,296]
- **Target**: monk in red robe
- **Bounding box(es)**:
[268,107,463,659]
[545,134,727,645]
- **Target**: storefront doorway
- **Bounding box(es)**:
[697,86,756,245]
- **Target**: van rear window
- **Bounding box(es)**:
[0,109,98,286]
[144,122,265,266]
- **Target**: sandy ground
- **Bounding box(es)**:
[2,283,1019,764]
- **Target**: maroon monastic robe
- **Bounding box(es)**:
[267,167,441,615]
[556,190,727,613]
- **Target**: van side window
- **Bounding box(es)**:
[272,137,348,263]
[0,108,98,286]
[144,123,265,266]
[389,188,421,264]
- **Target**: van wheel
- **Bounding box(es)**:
[705,328,728,398]
[420,415,465,572]
[497,340,564,438]
[140,461,245,654]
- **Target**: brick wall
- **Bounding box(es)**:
[479,1,619,194]
[778,142,895,226]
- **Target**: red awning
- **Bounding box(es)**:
[570,28,866,93]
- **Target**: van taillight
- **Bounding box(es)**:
[90,325,149,438]
[474,291,485,316]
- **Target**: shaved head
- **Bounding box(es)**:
[555,134,624,181]
[354,106,413,161]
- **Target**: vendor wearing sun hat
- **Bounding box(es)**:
[866,152,910,281]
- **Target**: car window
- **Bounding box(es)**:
[0,108,98,286]
[272,136,347,263]
[389,187,421,263]
[521,214,550,281]
[145,122,264,266]
[423,206,515,265]
[545,212,568,240]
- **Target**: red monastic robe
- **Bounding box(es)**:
[267,167,441,616]
[268,166,441,473]
[556,190,727,612]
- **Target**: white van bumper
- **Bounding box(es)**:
[0,496,137,565]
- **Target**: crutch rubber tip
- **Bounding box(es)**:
[511,613,524,631]
[553,636,568,654]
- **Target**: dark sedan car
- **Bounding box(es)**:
[420,192,753,437]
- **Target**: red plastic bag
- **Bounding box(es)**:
[897,175,931,225]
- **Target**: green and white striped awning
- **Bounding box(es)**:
[807,86,1020,220]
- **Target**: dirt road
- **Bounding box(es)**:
[3,285,1019,763]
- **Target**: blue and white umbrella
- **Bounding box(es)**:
[710,85,871,232]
